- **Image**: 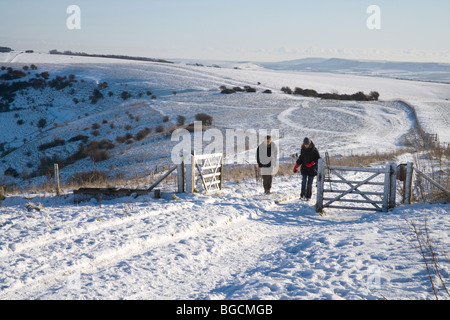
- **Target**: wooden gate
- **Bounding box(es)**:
[186,152,223,193]
[315,158,397,213]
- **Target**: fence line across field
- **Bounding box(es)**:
[38,152,450,209]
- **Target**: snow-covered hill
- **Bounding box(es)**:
[0,52,449,300]
[259,57,450,84]
[1,52,449,187]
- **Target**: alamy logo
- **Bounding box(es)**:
[171,121,280,174]
[366,264,381,290]
[367,5,381,30]
[66,5,81,30]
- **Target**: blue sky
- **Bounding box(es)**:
[1,0,449,62]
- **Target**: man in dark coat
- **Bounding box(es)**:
[257,135,278,194]
[293,137,320,200]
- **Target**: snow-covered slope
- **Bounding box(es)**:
[1,52,449,187]
[0,52,449,300]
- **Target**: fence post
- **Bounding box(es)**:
[177,161,185,193]
[315,158,325,213]
[404,162,414,204]
[382,164,390,212]
[54,163,61,196]
[389,162,397,209]
[219,155,223,190]
[185,152,195,193]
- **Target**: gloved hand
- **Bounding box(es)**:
[293,164,300,173]
[306,161,316,168]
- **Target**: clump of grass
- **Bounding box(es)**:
[66,170,109,188]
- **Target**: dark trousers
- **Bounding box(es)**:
[262,175,273,193]
[301,174,315,199]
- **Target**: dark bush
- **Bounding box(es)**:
[37,118,47,129]
[294,87,318,97]
[134,127,151,141]
[4,167,19,178]
[370,91,380,101]
[87,140,110,162]
[98,139,115,149]
[0,69,27,81]
[89,88,104,104]
[155,125,164,133]
[244,86,256,93]
[68,134,89,143]
[352,91,369,101]
[121,91,132,100]
[38,138,66,151]
[40,72,50,79]
[221,88,236,94]
[281,86,293,94]
[116,135,126,143]
[177,115,186,126]
[35,154,61,178]
[195,113,213,126]
[282,85,380,101]
[48,75,69,90]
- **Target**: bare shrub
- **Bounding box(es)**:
[134,127,151,141]
[155,125,164,133]
[195,113,213,126]
[177,115,186,126]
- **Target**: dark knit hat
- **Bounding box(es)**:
[303,137,311,145]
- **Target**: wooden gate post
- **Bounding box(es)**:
[185,152,195,193]
[404,162,414,204]
[382,163,391,212]
[315,158,325,213]
[54,163,61,196]
[389,162,397,209]
[177,160,185,193]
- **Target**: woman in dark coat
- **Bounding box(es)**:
[293,137,320,200]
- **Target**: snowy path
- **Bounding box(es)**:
[1,177,448,300]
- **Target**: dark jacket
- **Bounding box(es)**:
[257,142,278,173]
[296,141,320,176]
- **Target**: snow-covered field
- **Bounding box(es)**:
[0,52,449,300]
[1,179,449,300]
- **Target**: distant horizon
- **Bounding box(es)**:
[2,47,450,66]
